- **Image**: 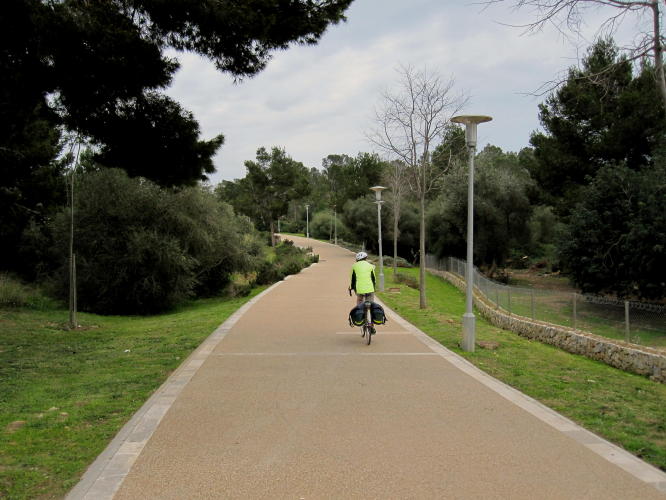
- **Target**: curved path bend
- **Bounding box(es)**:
[68,236,666,499]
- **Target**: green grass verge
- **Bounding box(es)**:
[379,268,666,472]
[0,287,266,499]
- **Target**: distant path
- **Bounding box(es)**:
[68,236,666,499]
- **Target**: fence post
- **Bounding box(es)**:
[573,293,577,330]
[508,288,512,316]
[531,289,535,320]
[625,301,630,342]
[495,287,499,309]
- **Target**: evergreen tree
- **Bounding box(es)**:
[529,39,666,213]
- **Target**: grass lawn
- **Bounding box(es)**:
[0,288,266,499]
[379,267,666,472]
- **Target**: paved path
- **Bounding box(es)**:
[68,236,666,499]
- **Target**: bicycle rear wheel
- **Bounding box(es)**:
[364,324,371,345]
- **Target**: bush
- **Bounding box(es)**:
[383,256,411,268]
[34,169,264,314]
[0,274,54,309]
[255,240,314,285]
[309,210,351,241]
[560,163,666,299]
[395,272,419,289]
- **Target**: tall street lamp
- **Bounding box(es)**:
[451,115,492,352]
[370,185,387,292]
[305,204,310,238]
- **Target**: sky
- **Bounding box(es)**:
[164,0,640,184]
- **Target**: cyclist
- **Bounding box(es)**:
[349,251,376,305]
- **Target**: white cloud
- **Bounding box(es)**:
[164,0,632,184]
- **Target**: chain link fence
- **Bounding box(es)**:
[425,255,666,350]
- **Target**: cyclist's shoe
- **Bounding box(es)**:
[371,326,376,335]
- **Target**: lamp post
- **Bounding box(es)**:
[305,204,310,238]
[451,115,492,352]
[370,185,387,292]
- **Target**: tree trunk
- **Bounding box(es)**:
[270,220,276,247]
[651,0,666,111]
[419,192,427,309]
[393,208,399,279]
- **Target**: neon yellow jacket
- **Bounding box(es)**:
[350,260,376,294]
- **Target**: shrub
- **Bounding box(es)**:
[254,240,314,285]
[309,210,351,241]
[395,272,419,289]
[383,256,411,268]
[39,169,263,314]
[0,274,54,309]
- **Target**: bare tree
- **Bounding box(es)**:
[483,0,666,109]
[368,65,468,309]
[383,159,408,279]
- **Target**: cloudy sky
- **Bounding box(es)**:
[164,0,637,184]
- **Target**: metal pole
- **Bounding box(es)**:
[377,200,385,292]
[462,142,476,351]
[451,115,491,352]
[305,204,309,238]
[573,293,577,330]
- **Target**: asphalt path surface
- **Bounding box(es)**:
[68,236,666,499]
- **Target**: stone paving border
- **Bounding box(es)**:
[65,279,288,500]
[379,298,666,494]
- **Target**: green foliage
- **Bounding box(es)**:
[1,0,352,277]
[384,198,420,263]
[382,256,412,268]
[340,196,378,250]
[431,123,468,174]
[0,274,54,309]
[322,152,385,208]
[528,205,565,260]
[308,210,351,242]
[219,147,311,233]
[427,145,535,267]
[26,169,263,314]
[561,163,666,299]
[2,0,352,186]
[255,240,316,285]
[529,38,666,212]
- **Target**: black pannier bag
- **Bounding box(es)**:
[371,303,387,325]
[349,303,365,327]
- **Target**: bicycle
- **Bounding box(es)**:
[350,290,376,345]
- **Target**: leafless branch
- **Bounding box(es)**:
[481,0,666,108]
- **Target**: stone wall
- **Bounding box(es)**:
[429,269,666,384]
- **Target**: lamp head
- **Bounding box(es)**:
[370,185,387,201]
[451,115,492,148]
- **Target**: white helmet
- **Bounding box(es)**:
[355,251,368,261]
